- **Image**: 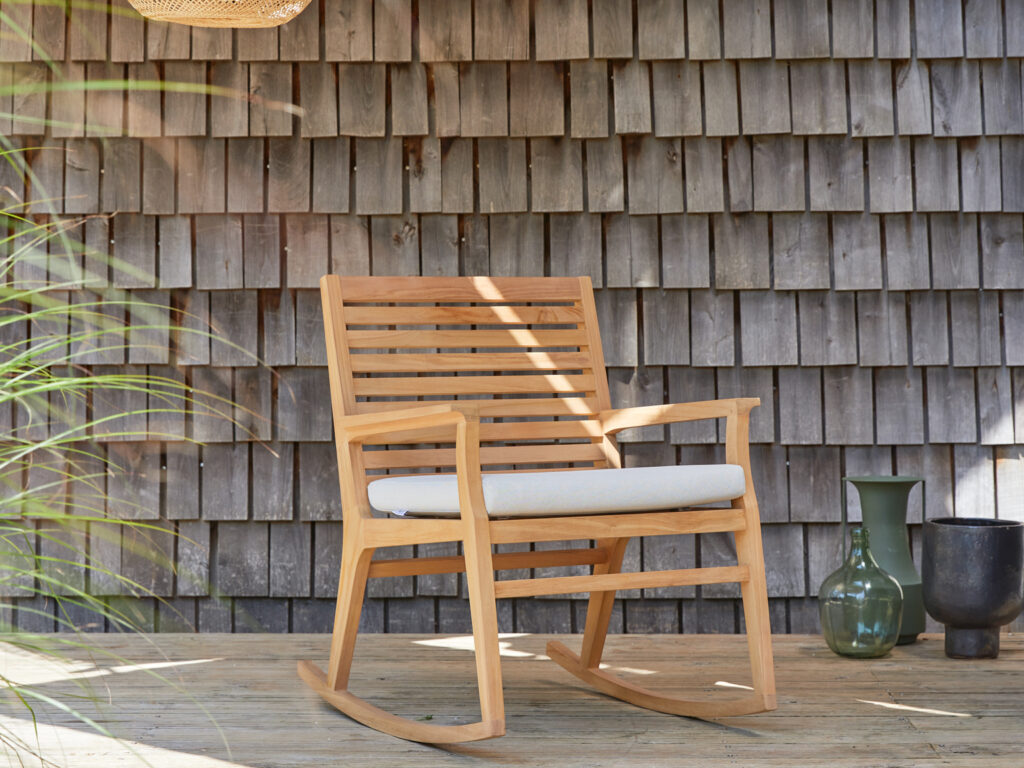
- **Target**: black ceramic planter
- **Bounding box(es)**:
[922,517,1024,659]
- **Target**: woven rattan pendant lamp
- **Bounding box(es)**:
[128,0,312,27]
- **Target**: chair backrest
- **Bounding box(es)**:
[320,275,620,475]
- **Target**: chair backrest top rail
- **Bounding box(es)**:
[337,276,585,302]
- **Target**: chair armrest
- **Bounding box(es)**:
[598,398,760,436]
[336,404,472,443]
[339,404,489,526]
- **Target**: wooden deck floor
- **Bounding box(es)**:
[1,632,1021,767]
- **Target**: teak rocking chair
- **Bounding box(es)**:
[298,275,777,743]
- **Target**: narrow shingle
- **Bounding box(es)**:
[570,60,609,138]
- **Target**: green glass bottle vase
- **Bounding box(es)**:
[819,527,904,658]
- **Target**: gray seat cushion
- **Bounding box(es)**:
[367,464,746,518]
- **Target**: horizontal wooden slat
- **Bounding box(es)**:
[350,351,595,373]
[337,276,583,302]
[361,442,607,469]
[489,508,747,545]
[359,518,464,547]
[361,418,604,445]
[493,565,749,599]
[354,397,602,418]
[366,546,611,578]
[370,467,602,483]
[343,305,585,326]
[346,329,587,349]
[353,373,597,397]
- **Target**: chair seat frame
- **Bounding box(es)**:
[298,275,777,743]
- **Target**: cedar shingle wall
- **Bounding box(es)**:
[7,0,1024,633]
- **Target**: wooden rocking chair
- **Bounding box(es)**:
[297,275,777,743]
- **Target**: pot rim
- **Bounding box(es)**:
[925,516,1023,529]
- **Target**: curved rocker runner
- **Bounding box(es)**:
[298,275,777,743]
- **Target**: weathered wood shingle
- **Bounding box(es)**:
[714,214,769,288]
[325,0,372,61]
[722,0,771,58]
[798,292,857,366]
[876,367,925,445]
[604,214,658,287]
[703,62,739,137]
[419,0,471,61]
[474,0,529,59]
[981,214,1024,288]
[652,62,701,138]
[808,138,864,211]
[848,64,893,139]
[739,62,791,135]
[337,64,385,136]
[753,137,803,211]
[592,0,632,58]
[790,62,847,135]
[773,214,829,289]
[534,0,588,61]
[740,291,798,366]
[931,61,982,137]
[509,62,563,136]
[530,139,583,212]
[772,0,828,58]
[613,60,652,135]
[627,137,683,215]
[570,60,609,138]
[915,0,964,59]
[662,214,710,287]
[637,0,685,59]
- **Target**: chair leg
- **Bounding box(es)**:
[578,537,630,668]
[326,540,375,691]
[734,507,777,711]
[462,527,506,734]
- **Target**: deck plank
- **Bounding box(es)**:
[2,634,1021,766]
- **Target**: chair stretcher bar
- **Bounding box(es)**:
[366,546,612,579]
[493,565,751,599]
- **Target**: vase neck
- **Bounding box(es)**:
[847,528,875,567]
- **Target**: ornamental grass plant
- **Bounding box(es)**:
[0,4,285,758]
